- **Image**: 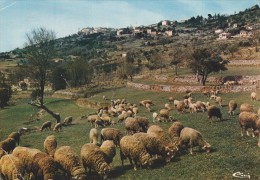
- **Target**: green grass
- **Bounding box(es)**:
[1,88,260,179]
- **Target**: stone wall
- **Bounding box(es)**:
[127,82,259,93]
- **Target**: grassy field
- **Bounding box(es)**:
[1,87,260,179]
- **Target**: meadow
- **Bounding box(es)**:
[1,87,260,179]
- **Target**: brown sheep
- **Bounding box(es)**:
[54,146,87,180]
[119,135,151,171]
[0,154,25,180]
[178,127,211,154]
[101,128,123,146]
[125,117,142,135]
[240,103,254,113]
[133,133,177,163]
[251,92,257,101]
[207,105,222,122]
[44,135,57,157]
[239,112,259,137]
[40,121,52,131]
[228,100,237,115]
[81,143,110,179]
[8,132,21,145]
[0,138,16,157]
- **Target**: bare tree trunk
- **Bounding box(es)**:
[28,102,61,123]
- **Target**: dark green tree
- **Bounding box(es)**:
[189,48,229,85]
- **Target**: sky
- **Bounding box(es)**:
[0,0,259,52]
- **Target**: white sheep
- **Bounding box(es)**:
[89,128,99,145]
[251,92,257,101]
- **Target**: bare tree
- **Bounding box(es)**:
[25,27,56,106]
[169,47,184,75]
[25,27,61,123]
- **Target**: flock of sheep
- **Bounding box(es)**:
[0,90,259,179]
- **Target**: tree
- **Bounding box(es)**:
[25,27,56,106]
[169,47,184,75]
[253,30,260,52]
[189,48,229,86]
[227,44,239,57]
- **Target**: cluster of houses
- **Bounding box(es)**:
[216,23,260,40]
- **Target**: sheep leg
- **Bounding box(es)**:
[246,130,250,136]
[252,129,255,137]
[241,129,244,136]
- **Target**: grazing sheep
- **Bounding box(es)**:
[63,116,73,126]
[188,103,198,113]
[228,100,237,115]
[53,122,62,132]
[18,127,29,135]
[133,133,177,163]
[89,128,99,145]
[118,112,131,123]
[87,115,101,127]
[159,109,170,119]
[165,103,172,110]
[100,140,116,165]
[81,143,110,179]
[147,125,177,152]
[0,154,25,180]
[176,101,186,113]
[12,146,58,180]
[152,112,160,122]
[44,135,57,157]
[240,103,254,113]
[203,90,210,97]
[100,128,123,146]
[168,121,184,140]
[178,127,211,154]
[33,152,58,180]
[40,121,52,131]
[239,112,259,137]
[12,147,41,178]
[139,100,153,107]
[135,116,149,132]
[132,107,138,117]
[54,146,87,180]
[169,96,175,102]
[195,101,207,112]
[125,117,142,135]
[8,132,21,145]
[0,138,16,155]
[145,103,151,112]
[119,135,151,171]
[207,105,222,122]
[251,92,257,101]
[215,96,223,107]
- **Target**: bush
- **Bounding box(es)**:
[0,86,11,108]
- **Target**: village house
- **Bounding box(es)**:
[165,30,173,36]
[215,29,224,34]
[240,30,253,37]
[218,32,231,39]
[162,20,168,26]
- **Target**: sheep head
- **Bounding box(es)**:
[140,153,151,166]
[98,162,110,179]
[202,142,212,153]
